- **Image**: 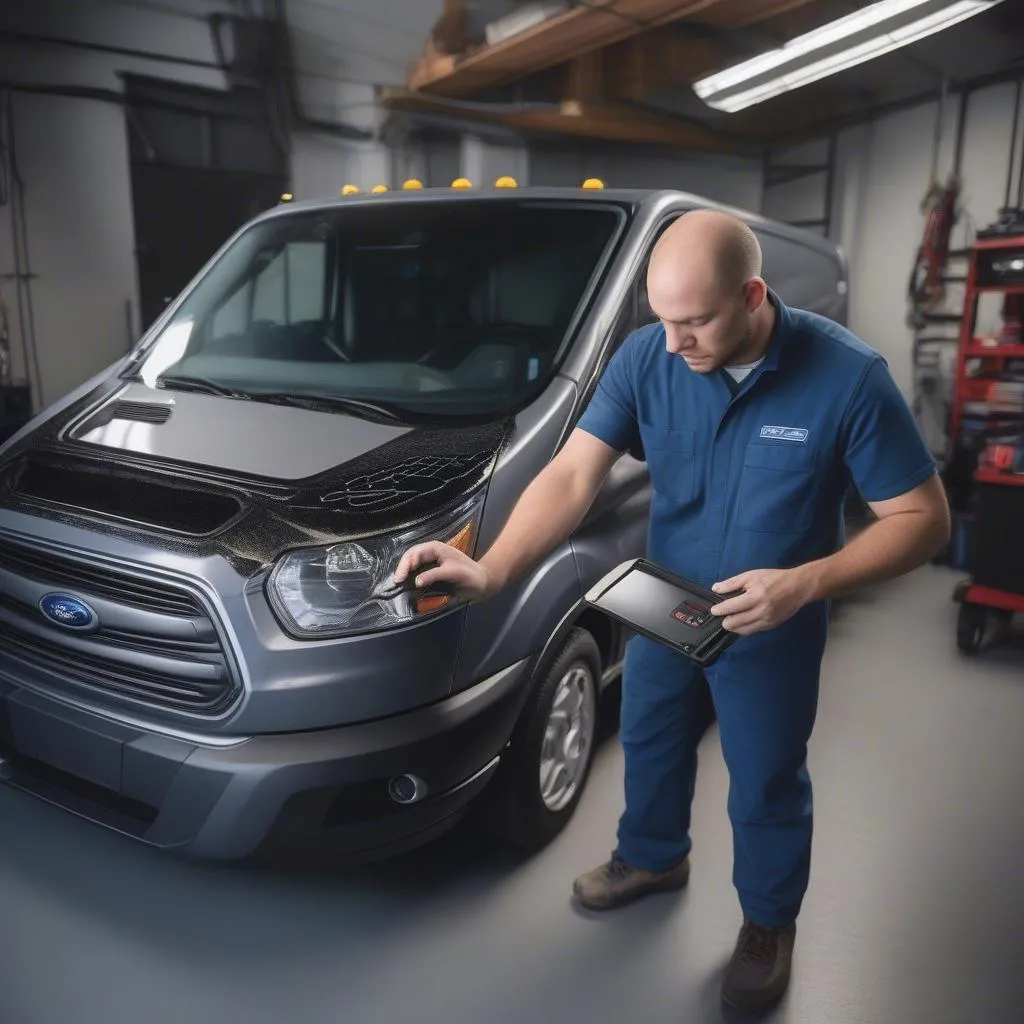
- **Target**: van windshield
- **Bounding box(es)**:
[128,199,627,421]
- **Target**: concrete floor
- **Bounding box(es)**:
[1,563,1022,1024]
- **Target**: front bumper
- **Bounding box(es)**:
[0,656,533,862]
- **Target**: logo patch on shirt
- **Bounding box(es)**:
[760,425,809,443]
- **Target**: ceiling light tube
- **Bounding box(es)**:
[694,0,1002,113]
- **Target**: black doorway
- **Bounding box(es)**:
[125,76,288,331]
[132,163,283,329]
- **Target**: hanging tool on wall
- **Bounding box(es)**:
[907,78,965,330]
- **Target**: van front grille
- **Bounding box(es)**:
[0,539,239,717]
[0,539,199,616]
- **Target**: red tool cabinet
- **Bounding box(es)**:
[947,234,1024,654]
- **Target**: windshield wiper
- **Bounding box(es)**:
[155,375,250,399]
[247,392,410,422]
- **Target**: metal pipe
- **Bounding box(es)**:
[1017,80,1024,210]
[0,28,224,71]
[929,77,948,185]
[2,90,31,403]
[1006,79,1022,209]
[5,90,43,410]
[953,85,969,178]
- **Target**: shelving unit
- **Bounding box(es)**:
[946,233,1024,653]
[948,234,1024,448]
[911,245,969,464]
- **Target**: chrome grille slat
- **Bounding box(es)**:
[0,539,238,716]
[0,540,198,616]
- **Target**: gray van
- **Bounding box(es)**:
[0,186,847,863]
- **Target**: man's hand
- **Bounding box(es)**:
[392,541,494,601]
[709,567,817,636]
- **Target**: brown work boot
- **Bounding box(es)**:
[721,918,797,1012]
[572,851,690,910]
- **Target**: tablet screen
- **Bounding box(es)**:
[593,564,724,652]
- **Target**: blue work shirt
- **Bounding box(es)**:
[578,290,937,596]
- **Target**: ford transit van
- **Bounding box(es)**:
[0,186,847,863]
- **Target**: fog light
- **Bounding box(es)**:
[388,774,428,804]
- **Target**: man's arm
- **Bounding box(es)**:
[478,429,622,592]
[393,428,621,599]
[800,473,950,603]
[710,475,949,634]
[710,354,949,635]
[396,331,643,599]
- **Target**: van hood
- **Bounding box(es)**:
[66,383,414,480]
[0,380,515,575]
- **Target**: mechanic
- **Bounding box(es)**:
[394,209,950,1013]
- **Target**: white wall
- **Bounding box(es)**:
[529,143,764,209]
[828,82,1020,397]
[0,0,234,409]
[0,93,139,408]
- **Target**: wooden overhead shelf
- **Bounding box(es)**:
[687,0,820,29]
[408,0,821,98]
[380,88,743,152]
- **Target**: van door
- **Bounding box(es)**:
[750,227,848,324]
[569,210,691,593]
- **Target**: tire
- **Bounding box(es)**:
[481,627,602,852]
[956,602,987,655]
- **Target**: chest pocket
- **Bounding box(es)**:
[735,441,819,534]
[643,426,697,507]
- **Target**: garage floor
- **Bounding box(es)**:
[1,564,1022,1024]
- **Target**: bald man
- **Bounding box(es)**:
[395,209,949,1011]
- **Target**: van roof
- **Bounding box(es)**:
[262,186,844,262]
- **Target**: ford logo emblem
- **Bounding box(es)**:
[39,593,99,631]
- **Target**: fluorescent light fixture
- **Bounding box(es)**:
[694,0,1003,113]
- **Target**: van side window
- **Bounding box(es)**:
[635,214,685,330]
[753,230,844,317]
[632,220,845,324]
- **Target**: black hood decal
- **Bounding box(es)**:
[0,381,515,576]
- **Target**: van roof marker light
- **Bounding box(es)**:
[372,184,388,193]
[495,176,518,188]
[581,178,605,189]
[402,179,424,190]
[451,177,472,189]
[341,184,360,195]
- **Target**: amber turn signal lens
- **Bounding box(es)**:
[414,520,475,614]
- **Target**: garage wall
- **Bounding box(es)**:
[292,130,765,212]
[0,0,231,409]
[773,81,1021,398]
[0,93,140,409]
[529,142,765,210]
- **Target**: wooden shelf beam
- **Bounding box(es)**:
[408,0,822,98]
[380,89,744,153]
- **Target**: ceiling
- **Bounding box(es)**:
[284,0,446,90]
[282,0,1024,153]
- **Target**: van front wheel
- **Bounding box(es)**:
[482,628,601,851]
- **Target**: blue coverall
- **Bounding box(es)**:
[577,290,936,928]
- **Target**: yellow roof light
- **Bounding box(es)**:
[371,184,388,193]
[494,175,517,188]
[402,178,424,190]
[581,177,605,190]
[341,184,360,195]
[451,177,472,189]
[279,192,294,203]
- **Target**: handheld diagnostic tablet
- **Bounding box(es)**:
[583,558,741,666]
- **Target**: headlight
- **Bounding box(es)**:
[267,495,482,639]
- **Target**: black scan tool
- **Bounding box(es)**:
[583,558,742,666]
